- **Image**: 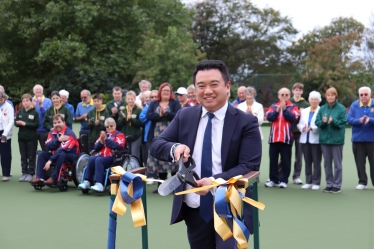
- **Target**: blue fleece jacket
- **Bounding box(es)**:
[33,97,52,132]
[347,99,374,142]
[139,104,151,142]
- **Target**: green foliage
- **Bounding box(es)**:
[190,0,297,74]
[0,0,193,101]
[133,26,206,90]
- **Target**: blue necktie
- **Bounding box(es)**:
[200,112,215,223]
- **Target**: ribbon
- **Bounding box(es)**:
[176,175,265,249]
[110,166,164,227]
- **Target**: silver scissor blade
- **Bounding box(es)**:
[158,175,183,196]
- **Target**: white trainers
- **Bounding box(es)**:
[265,181,278,188]
[312,185,320,190]
[78,180,91,190]
[19,174,27,182]
[356,184,367,190]
[301,184,313,189]
[2,176,9,181]
[279,182,287,188]
[293,178,303,185]
[24,174,33,182]
[91,182,104,192]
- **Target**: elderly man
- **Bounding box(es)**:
[78,118,125,192]
[265,88,299,188]
[59,89,75,129]
[135,80,152,106]
[348,86,374,190]
[75,90,94,154]
[29,114,79,185]
[106,86,126,125]
[33,84,52,151]
[175,87,190,108]
[186,85,199,106]
[231,86,246,107]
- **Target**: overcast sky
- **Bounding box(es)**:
[181,0,374,35]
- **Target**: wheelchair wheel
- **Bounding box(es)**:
[72,153,90,186]
[59,182,68,192]
[34,185,43,190]
[81,189,89,194]
[122,155,140,171]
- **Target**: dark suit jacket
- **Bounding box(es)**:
[150,104,262,233]
[146,99,181,142]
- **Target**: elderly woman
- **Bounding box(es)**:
[186,84,199,106]
[237,86,264,139]
[78,118,125,192]
[297,91,322,190]
[146,83,181,193]
[315,87,347,193]
[118,90,143,162]
[43,91,73,131]
[0,91,14,181]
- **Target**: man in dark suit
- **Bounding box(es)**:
[150,60,262,249]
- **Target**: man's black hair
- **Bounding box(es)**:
[192,60,230,85]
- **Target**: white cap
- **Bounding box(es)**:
[175,87,188,95]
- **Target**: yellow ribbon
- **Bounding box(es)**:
[176,175,265,249]
[110,166,163,227]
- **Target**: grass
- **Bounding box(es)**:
[0,125,373,249]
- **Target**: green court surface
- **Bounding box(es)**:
[0,125,373,249]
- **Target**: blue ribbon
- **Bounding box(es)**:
[119,172,143,204]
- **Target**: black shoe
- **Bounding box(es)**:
[330,187,341,193]
[323,187,332,193]
[152,188,159,194]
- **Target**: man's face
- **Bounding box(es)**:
[22,98,31,109]
[359,89,371,106]
[53,118,65,132]
[81,92,90,104]
[195,69,230,113]
[143,93,151,104]
[94,98,102,109]
[60,95,68,104]
[33,86,43,97]
[278,88,290,102]
[188,89,196,101]
[113,90,122,102]
[238,87,245,101]
[140,83,150,92]
[292,88,303,98]
[177,94,187,103]
[150,92,158,101]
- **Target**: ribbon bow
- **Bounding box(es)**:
[110,166,148,227]
[176,175,265,249]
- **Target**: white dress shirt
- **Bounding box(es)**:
[184,102,228,208]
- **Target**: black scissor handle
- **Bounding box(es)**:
[184,171,200,188]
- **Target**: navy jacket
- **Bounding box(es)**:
[150,104,262,233]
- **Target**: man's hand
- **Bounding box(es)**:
[365,116,370,124]
[37,97,43,106]
[280,101,286,110]
[111,107,118,115]
[360,116,366,123]
[195,177,213,195]
[79,113,87,120]
[43,160,52,171]
[174,144,190,162]
[58,135,69,142]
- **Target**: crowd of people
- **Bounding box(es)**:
[0,80,373,194]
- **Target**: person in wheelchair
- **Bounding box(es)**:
[78,117,126,192]
[29,114,79,185]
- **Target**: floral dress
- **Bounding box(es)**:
[147,104,177,174]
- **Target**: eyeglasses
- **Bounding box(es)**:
[360,93,369,97]
[105,125,114,128]
[81,96,87,99]
[280,94,289,97]
[151,96,157,99]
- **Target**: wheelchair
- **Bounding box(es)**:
[74,139,141,194]
[31,153,84,192]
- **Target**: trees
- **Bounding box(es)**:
[189,0,298,74]
[0,0,195,102]
[289,17,367,104]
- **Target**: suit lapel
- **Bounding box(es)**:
[221,104,238,169]
[187,105,202,155]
